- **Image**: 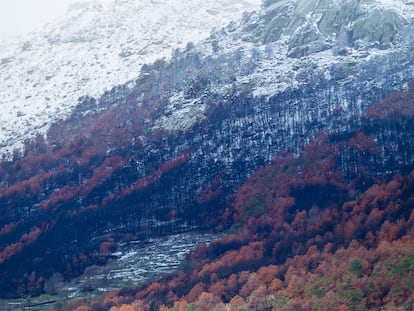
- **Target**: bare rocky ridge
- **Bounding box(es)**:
[260,0,412,51]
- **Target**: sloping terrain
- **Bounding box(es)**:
[71,84,414,310]
[0,0,261,155]
[0,0,414,306]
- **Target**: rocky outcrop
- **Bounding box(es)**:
[255,0,412,56]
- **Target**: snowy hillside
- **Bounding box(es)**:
[191,0,414,97]
[0,0,261,155]
[145,0,414,136]
[1,0,414,156]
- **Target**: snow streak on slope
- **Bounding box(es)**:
[0,0,261,155]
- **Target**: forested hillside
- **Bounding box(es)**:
[0,43,413,299]
[66,83,414,311]
[1,0,414,306]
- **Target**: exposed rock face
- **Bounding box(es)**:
[288,20,331,58]
[256,0,411,56]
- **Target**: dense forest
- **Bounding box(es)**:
[62,82,414,310]
[0,41,413,307]
[1,0,414,309]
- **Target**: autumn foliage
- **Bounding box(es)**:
[0,60,413,307]
[70,84,414,310]
[0,92,193,297]
[78,165,414,310]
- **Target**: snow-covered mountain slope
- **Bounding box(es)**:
[0,0,261,155]
[1,0,414,157]
[190,0,414,97]
[147,0,414,135]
